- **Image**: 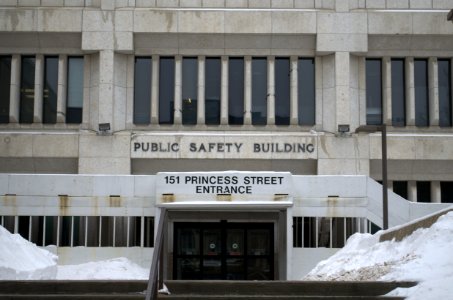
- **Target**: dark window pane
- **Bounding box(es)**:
[292,217,302,247]
[275,57,290,125]
[303,217,316,248]
[417,181,431,203]
[298,58,315,125]
[0,56,11,123]
[129,216,141,247]
[134,57,151,124]
[43,56,58,124]
[60,216,72,247]
[441,182,453,203]
[86,216,100,247]
[205,57,221,125]
[144,216,154,247]
[115,216,128,247]
[228,58,244,125]
[30,216,44,246]
[366,59,382,125]
[2,216,15,233]
[66,57,84,124]
[20,56,35,123]
[252,57,267,125]
[73,216,86,247]
[101,216,114,247]
[393,181,408,199]
[414,59,429,127]
[438,60,452,127]
[331,218,344,248]
[391,59,405,126]
[317,217,330,248]
[18,216,30,241]
[182,57,198,125]
[159,57,175,124]
[44,216,58,246]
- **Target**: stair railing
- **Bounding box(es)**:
[145,207,167,300]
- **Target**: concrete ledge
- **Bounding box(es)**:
[380,206,453,242]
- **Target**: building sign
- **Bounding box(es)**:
[132,133,316,159]
[155,172,294,204]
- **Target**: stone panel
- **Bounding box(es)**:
[271,11,317,34]
[0,134,33,157]
[0,9,35,31]
[366,0,385,8]
[412,12,453,35]
[294,0,315,8]
[82,31,114,50]
[32,135,79,157]
[225,0,248,7]
[318,158,370,175]
[79,157,131,174]
[79,134,131,158]
[225,11,272,34]
[178,11,224,33]
[133,10,178,33]
[37,9,82,32]
[42,0,64,6]
[317,12,367,34]
[409,0,432,8]
[316,33,367,53]
[114,10,133,32]
[82,10,114,32]
[386,0,409,8]
[368,12,413,35]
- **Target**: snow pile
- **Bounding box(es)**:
[57,257,149,280]
[0,225,57,280]
[304,211,453,300]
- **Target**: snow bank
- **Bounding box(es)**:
[57,257,149,280]
[0,225,57,280]
[304,212,453,300]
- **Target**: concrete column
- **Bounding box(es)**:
[197,56,205,125]
[428,57,439,127]
[9,54,20,123]
[125,55,134,127]
[267,56,275,125]
[98,50,114,126]
[358,56,366,126]
[82,54,91,127]
[405,57,415,126]
[408,180,417,202]
[315,56,323,129]
[220,55,228,125]
[56,55,67,123]
[335,52,350,129]
[382,57,392,125]
[244,56,252,125]
[290,56,298,125]
[174,55,182,125]
[151,55,159,124]
[33,54,44,123]
[431,181,441,203]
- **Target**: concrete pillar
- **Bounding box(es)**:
[220,56,228,125]
[151,55,159,124]
[290,56,298,125]
[405,57,415,126]
[244,56,252,125]
[335,52,350,129]
[197,56,205,125]
[174,55,182,125]
[33,54,44,123]
[431,181,441,203]
[382,57,392,125]
[98,50,114,126]
[267,56,275,126]
[428,57,439,127]
[9,54,20,123]
[56,55,67,123]
[408,180,417,202]
[82,54,91,127]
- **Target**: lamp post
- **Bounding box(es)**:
[355,124,388,230]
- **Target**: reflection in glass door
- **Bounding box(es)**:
[174,222,274,280]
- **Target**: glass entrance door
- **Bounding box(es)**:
[174,222,274,280]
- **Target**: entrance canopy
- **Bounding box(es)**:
[155,171,294,208]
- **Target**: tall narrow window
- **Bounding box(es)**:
[366,59,382,125]
[66,57,84,124]
[19,56,35,123]
[391,59,405,126]
[43,56,58,124]
[275,57,290,125]
[438,59,452,127]
[0,56,11,123]
[298,58,315,125]
[205,57,221,125]
[159,57,175,124]
[440,182,453,203]
[252,57,267,125]
[393,181,408,199]
[182,57,198,125]
[414,59,429,127]
[228,57,244,125]
[134,57,151,124]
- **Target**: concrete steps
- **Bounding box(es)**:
[0,280,416,299]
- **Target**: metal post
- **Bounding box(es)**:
[381,124,388,230]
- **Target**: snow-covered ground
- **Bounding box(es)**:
[1,212,453,300]
[304,211,453,300]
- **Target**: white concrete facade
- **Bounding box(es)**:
[1,0,453,279]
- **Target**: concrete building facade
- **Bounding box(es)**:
[1,0,453,279]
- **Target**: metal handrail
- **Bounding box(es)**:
[145,208,167,300]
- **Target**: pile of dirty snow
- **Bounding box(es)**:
[304,211,453,300]
[0,225,57,280]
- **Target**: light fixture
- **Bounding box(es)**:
[337,124,350,134]
[98,123,111,133]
